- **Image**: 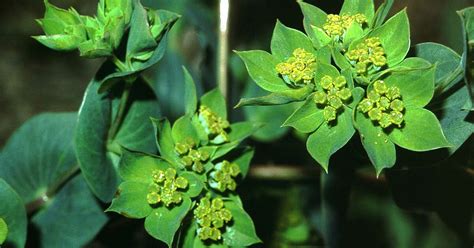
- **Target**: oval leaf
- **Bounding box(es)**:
[388,108,451,152]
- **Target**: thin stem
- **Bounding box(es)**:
[218,0,230,99]
[108,83,132,141]
[111,54,128,72]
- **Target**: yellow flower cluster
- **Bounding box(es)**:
[276,48,317,86]
[209,160,241,192]
[346,37,387,75]
[323,13,367,37]
[358,80,405,128]
[175,138,209,173]
[194,197,233,241]
[313,75,352,122]
[147,168,188,207]
[198,106,230,144]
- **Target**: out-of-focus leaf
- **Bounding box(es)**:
[0,179,27,247]
[32,175,108,248]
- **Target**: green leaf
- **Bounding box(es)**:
[340,0,375,23]
[232,147,254,178]
[429,85,474,154]
[228,122,261,142]
[343,22,364,48]
[152,118,179,163]
[235,84,313,107]
[0,179,27,247]
[114,82,161,153]
[107,180,153,218]
[241,82,299,142]
[223,199,261,246]
[384,66,436,108]
[458,7,474,110]
[119,149,169,182]
[200,89,227,119]
[270,20,315,61]
[415,42,463,92]
[315,62,341,83]
[183,67,198,115]
[236,50,289,93]
[354,111,396,175]
[98,32,171,93]
[145,197,192,247]
[0,113,77,202]
[348,87,365,108]
[388,108,451,152]
[126,0,158,60]
[180,172,204,198]
[75,79,117,202]
[332,47,352,70]
[372,0,394,28]
[368,9,410,66]
[306,107,355,172]
[172,115,199,144]
[282,95,324,134]
[298,1,327,49]
[310,26,331,48]
[0,218,6,245]
[32,175,108,248]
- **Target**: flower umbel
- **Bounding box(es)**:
[358,80,405,129]
[313,75,352,122]
[147,168,189,207]
[323,13,367,38]
[209,160,241,192]
[194,197,233,241]
[346,37,387,75]
[276,48,317,86]
[199,106,230,144]
[175,138,209,173]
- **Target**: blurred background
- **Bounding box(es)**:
[0,0,473,247]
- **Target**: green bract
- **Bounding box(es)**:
[108,69,260,247]
[0,217,6,245]
[33,0,87,51]
[237,0,451,175]
[34,0,180,93]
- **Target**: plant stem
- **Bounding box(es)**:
[108,82,132,141]
[111,54,128,72]
[321,160,354,248]
[218,0,230,99]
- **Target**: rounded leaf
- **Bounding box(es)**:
[144,197,192,247]
[107,181,153,219]
[388,108,451,152]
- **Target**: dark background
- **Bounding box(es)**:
[1,0,473,247]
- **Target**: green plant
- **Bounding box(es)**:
[0,0,261,247]
[236,0,471,175]
[0,0,473,247]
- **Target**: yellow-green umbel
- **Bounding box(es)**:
[209,160,241,192]
[198,105,230,144]
[358,80,405,128]
[346,37,387,75]
[147,168,189,207]
[194,197,233,241]
[322,13,367,37]
[313,75,353,122]
[276,48,317,86]
[174,137,210,173]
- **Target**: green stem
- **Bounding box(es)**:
[111,54,128,72]
[108,82,132,141]
[321,159,354,248]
